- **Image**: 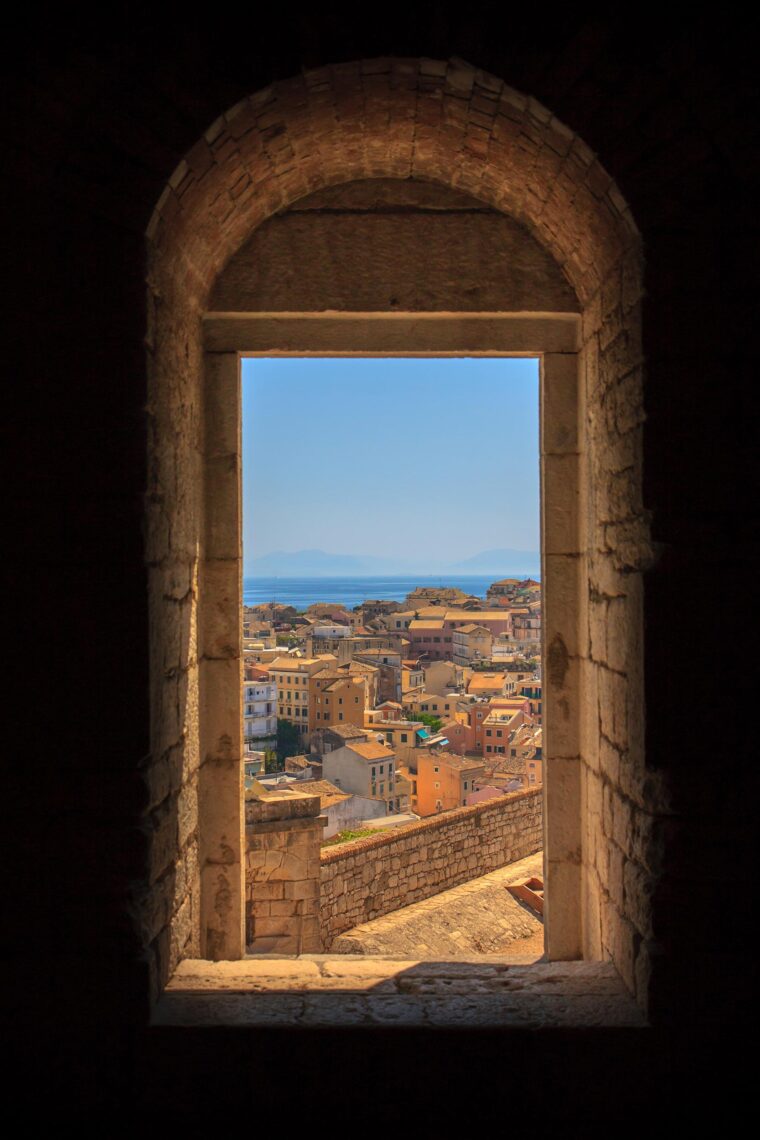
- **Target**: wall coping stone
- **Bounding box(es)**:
[320,787,542,865]
[156,959,646,1028]
[246,790,321,825]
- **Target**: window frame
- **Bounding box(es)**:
[197,312,583,962]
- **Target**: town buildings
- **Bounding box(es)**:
[242,668,277,752]
[406,608,514,659]
[308,669,368,736]
[416,751,485,815]
[295,778,387,837]
[248,581,544,824]
[253,580,543,822]
[452,623,493,665]
[269,655,335,736]
[322,736,399,813]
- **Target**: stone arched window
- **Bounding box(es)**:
[145,58,657,1010]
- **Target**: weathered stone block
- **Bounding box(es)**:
[543,353,580,454]
[543,453,580,555]
[200,559,239,660]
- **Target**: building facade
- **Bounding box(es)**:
[242,674,277,751]
[416,752,486,816]
[322,738,398,813]
[269,656,335,739]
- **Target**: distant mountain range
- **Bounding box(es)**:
[246,547,540,577]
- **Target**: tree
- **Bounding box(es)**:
[276,718,301,763]
[416,711,443,733]
[264,748,281,774]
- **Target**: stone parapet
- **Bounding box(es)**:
[245,789,325,954]
[320,788,543,947]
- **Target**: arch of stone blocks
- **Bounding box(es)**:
[144,57,660,1011]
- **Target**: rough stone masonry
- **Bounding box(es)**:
[245,784,542,952]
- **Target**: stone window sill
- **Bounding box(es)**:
[153,957,646,1029]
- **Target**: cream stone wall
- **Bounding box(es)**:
[211,178,579,313]
[245,790,324,953]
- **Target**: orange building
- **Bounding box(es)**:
[308,670,368,735]
[416,752,485,816]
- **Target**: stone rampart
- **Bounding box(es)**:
[319,788,543,947]
[245,789,324,953]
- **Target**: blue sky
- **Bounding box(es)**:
[242,357,539,572]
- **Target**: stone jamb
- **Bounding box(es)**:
[199,311,582,962]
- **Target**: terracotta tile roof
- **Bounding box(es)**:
[297,779,351,809]
[355,647,400,656]
[323,723,369,740]
[349,741,395,761]
[443,608,511,619]
[468,673,507,689]
[426,752,485,772]
[284,754,311,769]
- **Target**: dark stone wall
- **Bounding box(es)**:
[7,5,755,1120]
[211,178,580,312]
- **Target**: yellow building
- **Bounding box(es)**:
[451,623,493,666]
[401,691,465,723]
[269,655,336,737]
[467,671,509,699]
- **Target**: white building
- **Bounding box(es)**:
[311,624,352,640]
[297,779,387,838]
[243,677,277,750]
[322,738,398,813]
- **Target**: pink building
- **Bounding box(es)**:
[443,697,531,756]
[407,609,514,661]
[465,785,508,806]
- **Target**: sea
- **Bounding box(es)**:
[242,574,539,611]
